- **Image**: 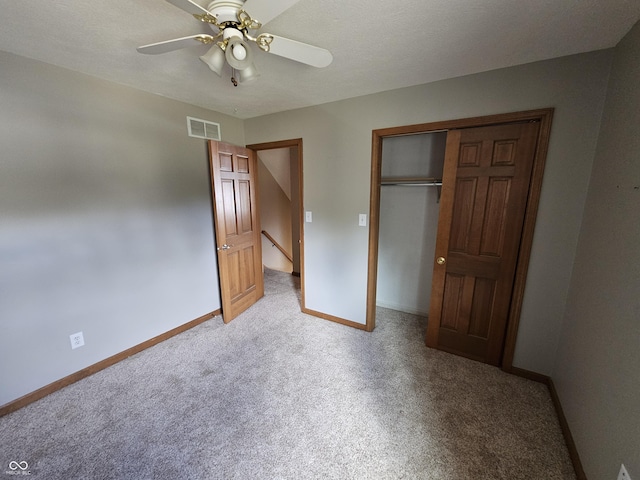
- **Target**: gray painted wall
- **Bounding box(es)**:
[0,51,244,405]
[554,21,640,480]
[244,49,613,375]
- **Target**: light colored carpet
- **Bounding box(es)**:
[0,268,575,479]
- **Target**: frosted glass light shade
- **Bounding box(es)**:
[199,45,225,76]
[225,37,254,70]
[239,63,260,83]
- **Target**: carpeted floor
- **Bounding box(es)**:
[0,268,575,479]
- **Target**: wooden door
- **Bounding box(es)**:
[208,141,264,323]
[425,122,540,365]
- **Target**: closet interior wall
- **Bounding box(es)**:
[376,132,447,317]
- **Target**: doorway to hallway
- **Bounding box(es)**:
[247,138,305,307]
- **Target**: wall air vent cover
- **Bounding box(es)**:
[187,116,221,141]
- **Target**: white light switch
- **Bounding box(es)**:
[305,211,312,223]
[359,214,367,227]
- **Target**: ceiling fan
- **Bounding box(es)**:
[137,0,333,85]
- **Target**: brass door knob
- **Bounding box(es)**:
[436,256,446,265]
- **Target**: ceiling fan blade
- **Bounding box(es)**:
[137,34,216,55]
[264,35,333,68]
[242,0,301,26]
[164,0,211,16]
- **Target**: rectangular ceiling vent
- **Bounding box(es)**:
[187,116,221,141]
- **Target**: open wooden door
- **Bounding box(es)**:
[425,121,540,365]
[208,141,264,323]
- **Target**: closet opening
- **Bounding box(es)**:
[375,132,447,321]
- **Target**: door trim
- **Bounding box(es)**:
[246,139,306,311]
[366,109,554,370]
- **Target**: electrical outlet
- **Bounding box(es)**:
[70,332,85,350]
[618,464,631,480]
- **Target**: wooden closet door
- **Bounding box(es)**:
[425,122,540,365]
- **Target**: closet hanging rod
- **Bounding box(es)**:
[380,182,442,187]
[380,177,442,187]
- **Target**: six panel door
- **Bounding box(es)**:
[426,122,540,365]
[209,141,264,323]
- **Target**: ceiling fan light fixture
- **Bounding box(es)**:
[225,36,254,70]
[199,44,225,76]
[137,0,334,87]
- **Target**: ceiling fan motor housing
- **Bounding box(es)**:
[207,0,245,25]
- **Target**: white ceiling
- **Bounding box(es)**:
[1,0,639,119]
